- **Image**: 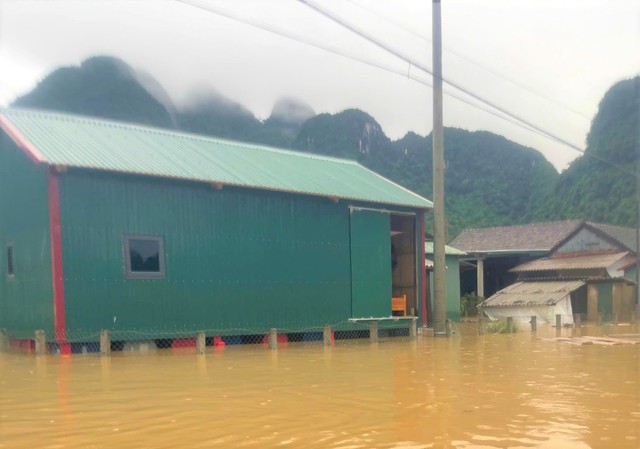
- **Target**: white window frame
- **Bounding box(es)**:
[123,235,165,280]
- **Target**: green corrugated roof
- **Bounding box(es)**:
[0,108,432,209]
[424,242,466,256]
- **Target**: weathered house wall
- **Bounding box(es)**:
[554,228,619,254]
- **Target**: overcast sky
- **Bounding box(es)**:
[1,0,638,170]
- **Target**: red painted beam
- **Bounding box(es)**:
[48,171,69,354]
[420,213,427,327]
[0,114,47,164]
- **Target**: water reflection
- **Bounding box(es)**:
[0,323,638,448]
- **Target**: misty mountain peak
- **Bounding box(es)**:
[80,55,135,78]
[180,88,256,119]
[269,97,315,125]
[12,55,174,128]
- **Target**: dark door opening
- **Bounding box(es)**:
[391,214,417,316]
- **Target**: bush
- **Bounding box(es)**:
[460,292,482,317]
[486,318,519,334]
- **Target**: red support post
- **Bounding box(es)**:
[420,213,427,327]
[48,171,70,355]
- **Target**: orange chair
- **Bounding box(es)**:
[392,295,407,316]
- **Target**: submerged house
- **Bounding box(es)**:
[479,221,638,324]
[480,280,584,324]
[449,220,584,298]
[0,108,432,350]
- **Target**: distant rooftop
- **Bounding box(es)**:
[587,222,638,253]
[449,220,639,256]
[449,220,583,254]
[510,251,632,273]
[0,108,432,209]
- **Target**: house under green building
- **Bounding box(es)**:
[0,108,432,352]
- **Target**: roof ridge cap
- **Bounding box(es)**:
[457,219,583,234]
[587,221,636,231]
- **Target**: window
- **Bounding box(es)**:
[123,235,165,279]
[6,245,14,277]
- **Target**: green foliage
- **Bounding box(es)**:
[536,76,640,227]
[393,129,559,236]
[486,318,519,334]
[177,96,275,146]
[460,292,482,316]
[13,56,175,129]
[292,109,396,167]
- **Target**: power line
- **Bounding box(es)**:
[174,0,423,86]
[174,0,579,146]
[174,0,552,141]
[346,0,593,122]
[176,0,636,178]
[299,0,578,149]
[298,0,639,180]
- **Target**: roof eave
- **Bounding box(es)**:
[62,164,432,210]
[0,113,48,164]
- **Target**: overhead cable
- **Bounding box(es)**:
[174,0,567,145]
[298,0,639,179]
[176,0,635,178]
[346,0,592,121]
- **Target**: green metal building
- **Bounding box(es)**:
[0,108,432,350]
[425,242,466,323]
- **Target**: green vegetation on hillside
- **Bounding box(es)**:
[13,56,175,129]
[392,129,558,237]
[537,76,639,227]
[294,110,393,162]
[176,89,267,143]
[292,111,558,237]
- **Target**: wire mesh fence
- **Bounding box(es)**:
[3,314,633,356]
[0,318,420,356]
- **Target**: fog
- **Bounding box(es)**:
[1,0,638,170]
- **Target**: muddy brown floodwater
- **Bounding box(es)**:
[0,323,638,449]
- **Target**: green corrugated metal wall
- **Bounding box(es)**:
[59,171,414,340]
[445,255,461,322]
[0,135,54,338]
[428,254,462,323]
[349,209,391,318]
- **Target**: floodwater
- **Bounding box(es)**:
[0,323,638,449]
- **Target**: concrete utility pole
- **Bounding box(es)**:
[636,151,639,312]
[636,78,640,312]
[432,0,447,336]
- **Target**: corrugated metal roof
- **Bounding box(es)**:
[448,220,638,256]
[448,220,583,254]
[0,108,432,209]
[480,280,585,308]
[510,252,630,272]
[424,242,466,256]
